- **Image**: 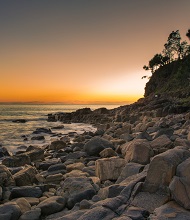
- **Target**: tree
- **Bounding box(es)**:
[143,29,190,77]
[186,29,190,40]
[164,30,182,60]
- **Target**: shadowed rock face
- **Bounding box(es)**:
[143,147,190,193]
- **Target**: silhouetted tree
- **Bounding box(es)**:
[186,29,190,40]
[143,30,190,77]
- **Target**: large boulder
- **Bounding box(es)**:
[0,165,15,187]
[13,165,38,186]
[57,177,96,209]
[0,202,21,220]
[121,139,153,165]
[84,137,114,156]
[95,157,125,181]
[143,147,190,193]
[169,157,190,209]
[37,196,66,216]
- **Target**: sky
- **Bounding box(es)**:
[0,0,190,104]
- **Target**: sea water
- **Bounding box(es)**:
[0,104,119,153]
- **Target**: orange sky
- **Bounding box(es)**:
[0,1,190,104]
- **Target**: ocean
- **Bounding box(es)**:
[0,104,119,153]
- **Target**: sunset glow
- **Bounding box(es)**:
[1,0,190,104]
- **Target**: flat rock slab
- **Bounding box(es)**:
[150,201,190,220]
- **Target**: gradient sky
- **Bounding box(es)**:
[1,0,190,104]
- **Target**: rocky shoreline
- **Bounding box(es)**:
[0,96,190,220]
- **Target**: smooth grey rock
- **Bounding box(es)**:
[10,186,42,199]
[0,202,21,220]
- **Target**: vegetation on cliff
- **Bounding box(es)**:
[143,30,190,107]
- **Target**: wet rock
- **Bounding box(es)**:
[33,128,52,134]
[12,119,26,123]
[121,139,153,165]
[95,157,125,181]
[84,137,114,156]
[37,196,66,216]
[13,165,38,186]
[31,136,45,141]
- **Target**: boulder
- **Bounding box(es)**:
[121,139,153,165]
[84,137,114,156]
[33,128,52,134]
[151,134,173,153]
[169,157,190,209]
[143,147,190,193]
[2,155,31,167]
[19,208,41,220]
[95,157,125,181]
[120,206,149,220]
[116,162,144,184]
[24,148,44,162]
[45,173,63,184]
[66,162,85,172]
[150,201,190,220]
[131,191,169,213]
[99,148,117,158]
[10,186,42,199]
[0,202,21,220]
[31,136,45,141]
[37,158,60,171]
[13,165,38,186]
[0,146,11,158]
[78,206,117,220]
[37,196,66,216]
[14,198,31,214]
[0,165,15,187]
[49,140,67,150]
[57,177,96,209]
